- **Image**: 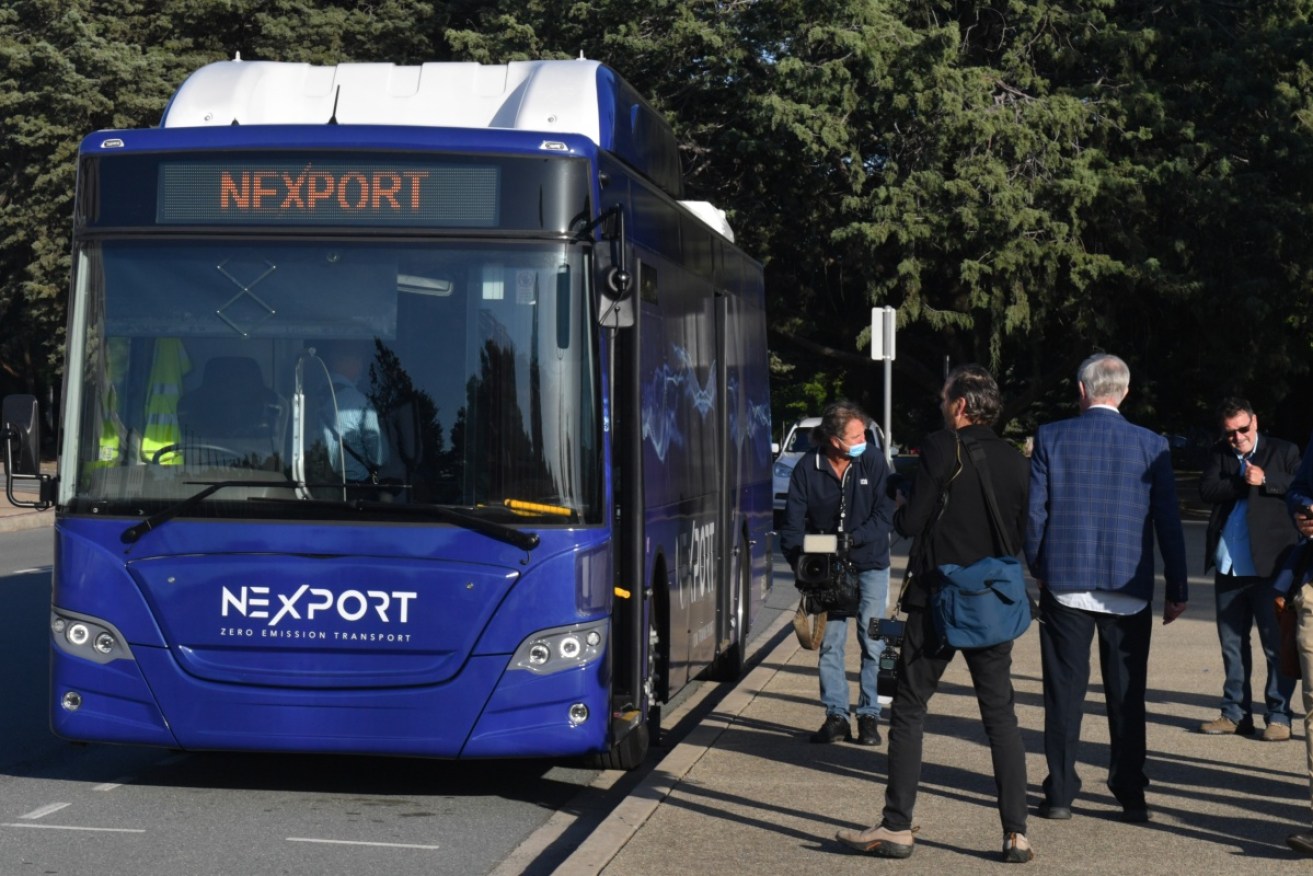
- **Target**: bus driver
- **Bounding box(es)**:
[319,340,386,484]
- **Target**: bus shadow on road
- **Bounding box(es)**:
[0,568,58,768]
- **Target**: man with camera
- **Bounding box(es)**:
[780,401,895,746]
[1279,437,1313,856]
[836,365,1033,863]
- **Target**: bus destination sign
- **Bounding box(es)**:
[157,160,500,227]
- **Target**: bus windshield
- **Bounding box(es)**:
[67,237,601,525]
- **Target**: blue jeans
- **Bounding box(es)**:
[818,567,889,719]
[1214,572,1295,725]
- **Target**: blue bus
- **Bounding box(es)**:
[0,59,773,769]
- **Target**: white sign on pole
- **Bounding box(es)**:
[870,306,896,361]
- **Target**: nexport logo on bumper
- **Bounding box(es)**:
[219,585,419,643]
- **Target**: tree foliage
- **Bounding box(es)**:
[2,0,1313,443]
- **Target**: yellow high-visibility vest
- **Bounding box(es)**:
[92,337,130,469]
[139,338,190,465]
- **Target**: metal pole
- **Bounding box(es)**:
[884,357,893,465]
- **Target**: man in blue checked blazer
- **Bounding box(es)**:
[1025,353,1188,825]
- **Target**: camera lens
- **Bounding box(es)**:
[798,554,830,584]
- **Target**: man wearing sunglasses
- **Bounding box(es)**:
[1198,398,1300,740]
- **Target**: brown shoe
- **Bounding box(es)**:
[1198,714,1254,735]
[836,824,915,858]
[1263,723,1292,742]
[1002,832,1035,863]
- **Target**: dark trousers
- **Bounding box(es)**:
[882,606,1028,834]
[1039,588,1152,809]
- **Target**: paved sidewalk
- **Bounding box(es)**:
[560,529,1313,875]
[0,482,52,532]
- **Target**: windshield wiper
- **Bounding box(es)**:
[120,480,296,544]
[248,496,541,551]
[123,484,542,552]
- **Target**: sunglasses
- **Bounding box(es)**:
[1223,419,1253,439]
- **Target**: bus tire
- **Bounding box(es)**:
[704,550,750,682]
[587,722,649,771]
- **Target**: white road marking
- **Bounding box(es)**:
[3,823,145,833]
[19,802,70,820]
[287,837,440,850]
[92,782,124,792]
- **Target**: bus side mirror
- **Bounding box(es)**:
[592,205,635,329]
[3,394,40,476]
[597,261,635,329]
[2,394,54,510]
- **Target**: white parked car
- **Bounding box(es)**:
[772,417,820,519]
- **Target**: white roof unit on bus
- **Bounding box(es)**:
[679,201,735,243]
[160,58,687,199]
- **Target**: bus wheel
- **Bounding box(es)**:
[705,555,750,681]
[588,721,649,771]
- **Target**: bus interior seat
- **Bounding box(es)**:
[177,356,286,456]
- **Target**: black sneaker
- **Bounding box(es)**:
[1288,829,1313,856]
[856,715,882,746]
[1036,801,1072,820]
[811,714,851,743]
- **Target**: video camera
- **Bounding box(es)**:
[795,533,858,615]
[796,532,850,585]
[870,617,904,699]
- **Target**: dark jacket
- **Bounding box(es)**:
[1200,433,1300,578]
[779,444,894,572]
[895,425,1029,609]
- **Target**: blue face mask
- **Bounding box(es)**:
[846,442,866,459]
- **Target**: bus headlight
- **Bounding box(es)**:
[51,610,133,665]
[510,620,607,675]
